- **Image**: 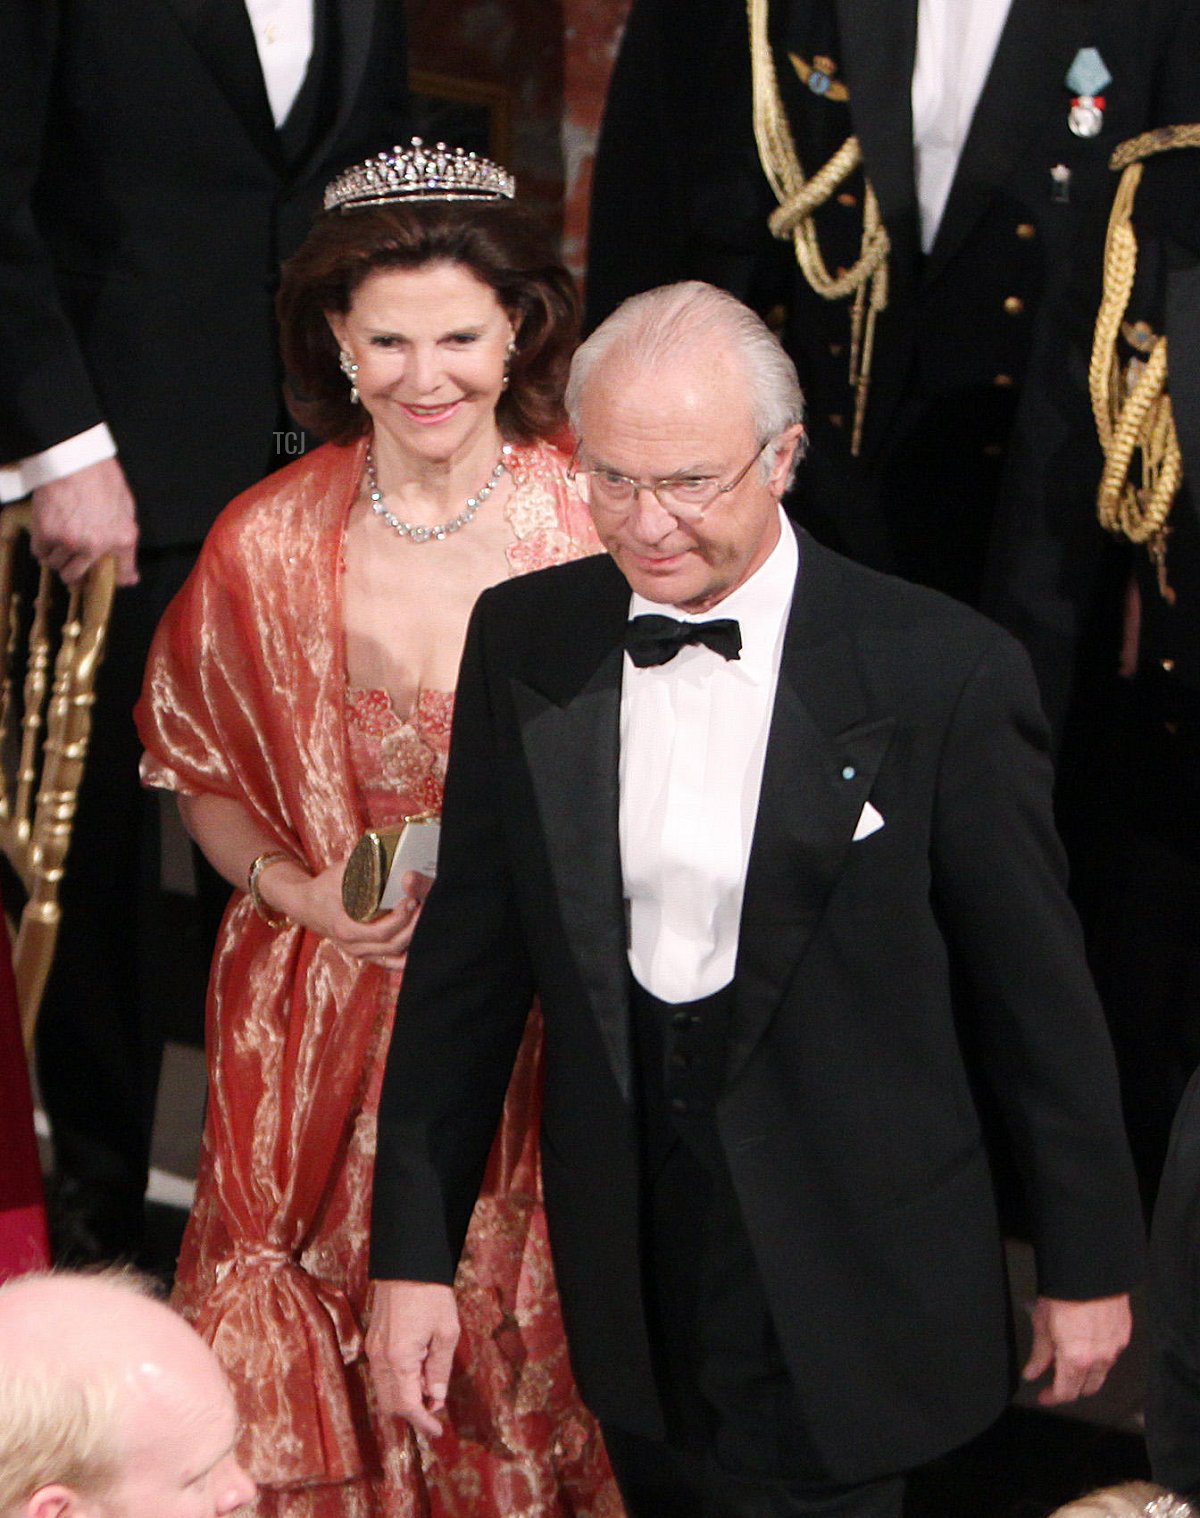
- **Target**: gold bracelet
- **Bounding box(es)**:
[248,850,293,929]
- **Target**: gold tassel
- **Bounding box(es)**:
[747,0,889,454]
[1089,124,1200,598]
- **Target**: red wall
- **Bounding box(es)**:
[407,0,632,281]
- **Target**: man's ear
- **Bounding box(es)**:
[24,1485,89,1518]
[767,423,806,496]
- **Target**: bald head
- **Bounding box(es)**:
[0,1272,254,1518]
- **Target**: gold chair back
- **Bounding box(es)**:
[0,505,116,1049]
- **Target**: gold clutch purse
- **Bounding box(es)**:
[341,810,440,922]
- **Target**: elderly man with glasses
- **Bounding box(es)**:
[367,280,1143,1518]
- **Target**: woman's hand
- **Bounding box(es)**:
[263,859,433,972]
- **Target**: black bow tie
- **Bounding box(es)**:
[624,613,742,668]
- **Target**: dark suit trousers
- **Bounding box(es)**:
[606,981,905,1518]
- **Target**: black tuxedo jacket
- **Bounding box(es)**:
[372,534,1143,1482]
[0,0,409,547]
[584,0,1200,729]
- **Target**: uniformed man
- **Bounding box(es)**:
[586,0,1200,735]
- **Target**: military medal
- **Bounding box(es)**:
[1065,47,1112,137]
[1069,95,1106,138]
[789,52,850,101]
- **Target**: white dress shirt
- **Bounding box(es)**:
[911,0,1013,252]
[620,510,798,1003]
[245,0,315,127]
[0,0,313,502]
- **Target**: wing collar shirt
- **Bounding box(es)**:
[245,0,315,126]
[620,508,798,1003]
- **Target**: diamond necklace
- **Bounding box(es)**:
[364,442,512,543]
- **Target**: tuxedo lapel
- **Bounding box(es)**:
[514,565,632,1102]
[729,538,894,1087]
[924,0,1086,283]
[160,0,284,169]
[293,0,377,182]
[835,0,918,236]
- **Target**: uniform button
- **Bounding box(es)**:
[1003,296,1025,316]
[993,374,1014,388]
[671,1009,692,1029]
[670,1051,691,1071]
[1016,223,1036,240]
[837,191,857,207]
[829,413,844,427]
[1162,657,1176,672]
[671,1097,690,1114]
[829,342,843,356]
[982,443,1003,458]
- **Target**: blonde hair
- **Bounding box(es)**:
[1049,1482,1198,1518]
[0,1270,160,1514]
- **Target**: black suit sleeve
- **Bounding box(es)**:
[930,631,1144,1299]
[584,0,788,330]
[1148,1065,1200,1499]
[0,0,107,463]
[370,591,536,1284]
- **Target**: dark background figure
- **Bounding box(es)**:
[1084,137,1200,1219]
[0,0,410,1264]
[1150,1066,1200,1497]
[584,0,1200,739]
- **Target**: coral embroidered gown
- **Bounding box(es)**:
[136,438,623,1518]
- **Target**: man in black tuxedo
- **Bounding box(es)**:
[0,0,409,1259]
[585,0,1200,737]
[367,282,1143,1518]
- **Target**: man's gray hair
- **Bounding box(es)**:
[566,281,806,480]
[0,1269,159,1515]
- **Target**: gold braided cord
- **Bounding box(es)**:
[1088,128,1200,584]
[1110,122,1200,172]
[747,0,889,453]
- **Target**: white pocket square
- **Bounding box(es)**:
[853,799,884,841]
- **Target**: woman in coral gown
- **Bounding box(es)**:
[136,142,622,1518]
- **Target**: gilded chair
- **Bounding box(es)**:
[0,505,116,1049]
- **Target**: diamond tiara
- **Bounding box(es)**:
[324,137,516,212]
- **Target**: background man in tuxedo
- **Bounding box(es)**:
[0,0,409,1261]
[367,282,1143,1518]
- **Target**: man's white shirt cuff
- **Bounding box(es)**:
[0,423,118,503]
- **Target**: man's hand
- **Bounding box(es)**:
[1022,1293,1132,1405]
[30,456,139,585]
[367,1279,460,1438]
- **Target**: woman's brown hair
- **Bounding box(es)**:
[278,200,580,444]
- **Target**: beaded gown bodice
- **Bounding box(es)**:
[345,686,452,827]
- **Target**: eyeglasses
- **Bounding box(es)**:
[566,439,773,522]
